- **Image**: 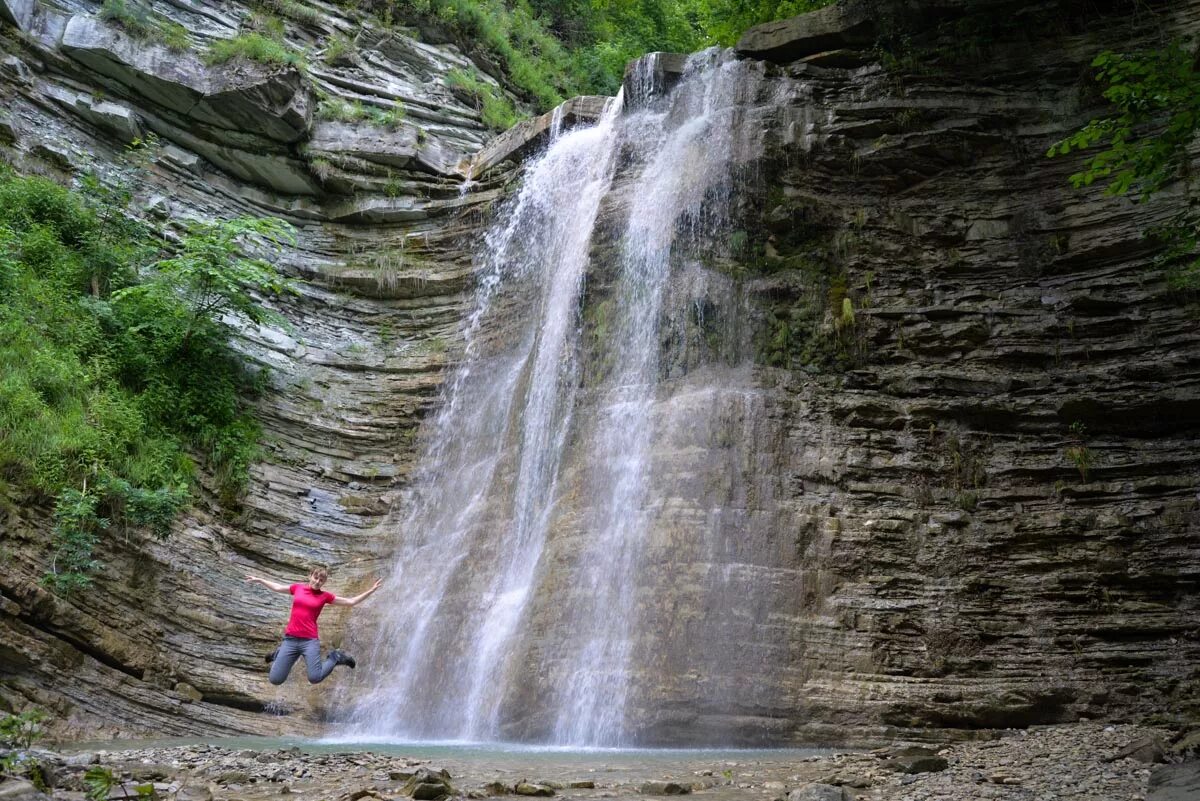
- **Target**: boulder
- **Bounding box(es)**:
[0,780,46,801]
[787,785,849,801]
[62,752,99,767]
[0,0,37,32]
[213,770,249,785]
[194,64,311,143]
[106,783,154,801]
[1171,730,1200,757]
[174,787,212,801]
[735,0,875,62]
[1108,735,1167,765]
[0,55,32,86]
[883,747,949,774]
[1148,762,1200,801]
[513,783,554,797]
[43,84,142,142]
[173,682,202,703]
[401,768,452,800]
[640,781,690,796]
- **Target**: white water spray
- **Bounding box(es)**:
[345,49,768,746]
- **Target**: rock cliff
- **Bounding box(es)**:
[587,0,1200,744]
[0,0,518,738]
[0,0,1197,744]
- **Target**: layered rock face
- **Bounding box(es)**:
[344,0,1200,747]
[1,0,1198,744]
[593,0,1200,743]
[0,0,515,738]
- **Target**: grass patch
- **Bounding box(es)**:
[205,32,306,70]
[317,97,406,128]
[322,32,357,65]
[258,0,324,28]
[99,0,189,51]
[446,67,519,131]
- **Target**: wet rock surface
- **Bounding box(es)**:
[0,724,1190,801]
[0,0,1197,747]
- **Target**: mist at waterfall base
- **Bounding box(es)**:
[338,50,786,748]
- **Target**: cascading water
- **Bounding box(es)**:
[343,48,771,746]
[550,50,764,746]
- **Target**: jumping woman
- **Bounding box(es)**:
[245,567,382,686]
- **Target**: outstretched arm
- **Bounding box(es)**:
[245,575,291,593]
[333,578,382,607]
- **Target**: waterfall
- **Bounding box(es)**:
[344,48,768,746]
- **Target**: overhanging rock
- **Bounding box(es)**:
[468,94,610,178]
[736,0,876,62]
[61,15,311,143]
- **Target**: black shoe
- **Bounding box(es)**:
[265,647,279,664]
[330,649,356,669]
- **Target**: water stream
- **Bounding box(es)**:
[344,49,771,746]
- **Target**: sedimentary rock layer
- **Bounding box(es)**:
[0,0,511,738]
[0,0,1197,743]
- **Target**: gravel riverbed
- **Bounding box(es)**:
[2,724,1196,801]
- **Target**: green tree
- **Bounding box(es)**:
[1050,40,1200,286]
[113,216,295,340]
[0,171,293,592]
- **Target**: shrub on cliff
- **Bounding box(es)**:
[0,170,293,592]
[446,67,519,130]
[1051,39,1200,288]
[364,1,836,109]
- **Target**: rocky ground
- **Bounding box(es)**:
[1,724,1197,801]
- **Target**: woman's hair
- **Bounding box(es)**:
[309,566,330,583]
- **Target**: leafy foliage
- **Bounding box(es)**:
[1050,39,1200,287]
[370,1,836,110]
[113,216,295,334]
[0,170,291,592]
[85,766,116,801]
[1050,41,1200,199]
[0,709,45,750]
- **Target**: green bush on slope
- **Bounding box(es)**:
[369,1,836,112]
[0,170,293,592]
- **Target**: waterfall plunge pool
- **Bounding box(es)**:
[71,734,835,761]
[64,736,843,796]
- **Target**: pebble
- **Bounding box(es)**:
[18,722,1169,801]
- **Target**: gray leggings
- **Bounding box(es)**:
[268,636,338,685]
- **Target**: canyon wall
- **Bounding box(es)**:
[0,0,513,738]
[0,0,1197,744]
